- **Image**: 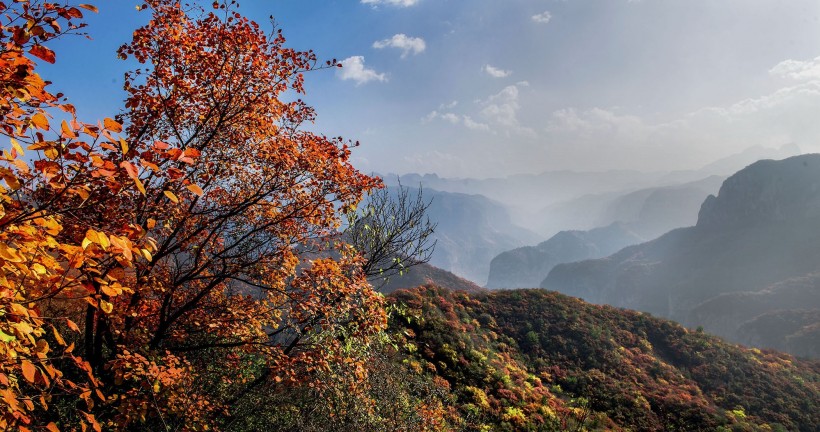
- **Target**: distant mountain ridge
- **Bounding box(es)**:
[486,222,644,289]
[400,187,541,285]
[541,154,820,356]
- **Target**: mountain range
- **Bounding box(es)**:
[542,154,820,356]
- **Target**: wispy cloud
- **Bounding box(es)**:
[770,56,820,81]
[337,56,387,85]
[531,11,552,24]
[373,34,426,58]
[361,0,419,7]
[483,64,512,78]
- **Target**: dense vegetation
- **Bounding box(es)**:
[384,285,819,431]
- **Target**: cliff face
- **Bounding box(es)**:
[486,223,643,289]
[697,155,820,228]
[541,155,820,356]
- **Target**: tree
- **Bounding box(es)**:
[0,1,385,430]
[345,183,437,289]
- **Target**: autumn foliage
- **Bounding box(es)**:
[0,1,384,430]
[387,285,819,431]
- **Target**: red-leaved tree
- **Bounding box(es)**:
[0,1,386,430]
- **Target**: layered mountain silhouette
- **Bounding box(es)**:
[486,222,644,289]
[411,188,540,285]
[542,154,820,356]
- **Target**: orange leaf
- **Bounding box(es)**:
[21,360,36,383]
[46,422,60,432]
[78,4,99,13]
[103,117,122,133]
[31,113,49,130]
[66,319,80,332]
[29,45,56,64]
[61,120,77,139]
[187,183,204,196]
[120,161,138,179]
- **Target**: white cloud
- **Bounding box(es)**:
[770,56,820,81]
[483,64,512,78]
[463,116,491,131]
[479,82,536,137]
[337,56,387,85]
[423,83,533,136]
[373,34,426,58]
[422,111,490,131]
[361,0,419,7]
[531,11,552,24]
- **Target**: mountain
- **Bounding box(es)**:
[420,188,541,285]
[534,175,724,238]
[542,154,820,355]
[383,285,820,431]
[486,222,644,289]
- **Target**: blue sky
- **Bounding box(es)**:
[36,0,820,177]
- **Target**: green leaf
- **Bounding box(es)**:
[0,330,15,342]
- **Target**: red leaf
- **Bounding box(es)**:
[29,45,56,64]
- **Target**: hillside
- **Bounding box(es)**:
[541,154,820,355]
[384,285,820,431]
[376,262,484,294]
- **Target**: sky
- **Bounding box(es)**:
[36,0,820,178]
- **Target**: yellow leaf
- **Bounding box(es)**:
[133,177,146,195]
[44,147,59,160]
[0,243,23,263]
[163,190,179,203]
[187,183,204,196]
[119,138,129,154]
[10,138,24,156]
[140,249,153,262]
[51,326,66,346]
[99,300,113,314]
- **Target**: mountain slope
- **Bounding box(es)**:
[541,154,820,354]
[375,262,484,294]
[387,285,820,431]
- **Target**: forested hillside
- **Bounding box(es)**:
[382,285,820,431]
